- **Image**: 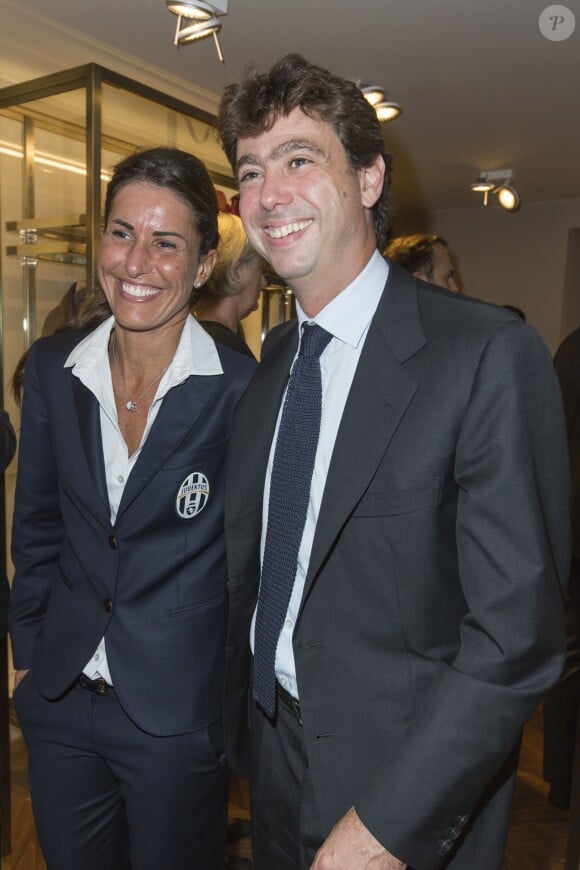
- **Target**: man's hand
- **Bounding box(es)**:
[310,807,406,869]
[14,669,30,691]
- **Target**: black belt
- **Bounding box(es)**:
[276,681,302,725]
[78,674,110,695]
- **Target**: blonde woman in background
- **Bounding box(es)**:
[195,212,267,359]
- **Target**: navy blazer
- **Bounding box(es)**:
[10,327,255,737]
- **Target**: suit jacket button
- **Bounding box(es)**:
[108,535,118,549]
[104,599,113,613]
[438,839,453,854]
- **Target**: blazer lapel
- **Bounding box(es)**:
[72,376,110,514]
[115,373,219,520]
[305,265,426,593]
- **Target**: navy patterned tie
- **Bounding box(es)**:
[253,323,333,718]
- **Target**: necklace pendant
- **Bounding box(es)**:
[126,400,137,412]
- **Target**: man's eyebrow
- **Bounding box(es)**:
[236,138,325,175]
[272,139,325,160]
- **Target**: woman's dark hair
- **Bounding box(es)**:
[103,146,219,256]
[384,234,448,279]
[218,54,392,249]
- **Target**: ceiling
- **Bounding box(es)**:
[5,0,580,217]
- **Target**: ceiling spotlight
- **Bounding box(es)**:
[470,177,496,194]
[497,185,520,212]
[166,1,214,18]
[360,84,402,123]
[166,0,228,61]
[375,101,402,122]
[470,169,521,211]
[361,85,385,107]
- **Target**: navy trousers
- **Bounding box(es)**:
[14,672,228,870]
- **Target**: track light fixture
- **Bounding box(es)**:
[470,169,521,212]
[360,84,402,123]
[166,0,228,62]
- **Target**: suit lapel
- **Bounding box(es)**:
[115,373,219,520]
[72,376,110,514]
[304,265,426,594]
[226,325,299,569]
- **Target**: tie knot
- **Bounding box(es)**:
[299,323,332,360]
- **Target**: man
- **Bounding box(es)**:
[218,54,569,870]
[384,234,460,293]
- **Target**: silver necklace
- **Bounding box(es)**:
[110,332,168,413]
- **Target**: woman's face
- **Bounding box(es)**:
[236,253,267,320]
[98,181,216,334]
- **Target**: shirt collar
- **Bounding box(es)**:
[64,313,223,383]
[295,250,388,349]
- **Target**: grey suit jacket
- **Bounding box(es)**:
[224,262,570,868]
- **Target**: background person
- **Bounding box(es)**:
[217,54,569,870]
[385,233,460,293]
[9,146,256,870]
[543,324,580,810]
[195,212,266,359]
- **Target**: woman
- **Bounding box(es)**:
[10,147,256,870]
[194,211,266,359]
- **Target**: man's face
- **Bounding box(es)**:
[425,243,459,293]
[235,108,384,313]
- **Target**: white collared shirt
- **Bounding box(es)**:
[252,250,389,698]
[64,314,223,684]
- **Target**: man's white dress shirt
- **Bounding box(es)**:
[252,251,389,698]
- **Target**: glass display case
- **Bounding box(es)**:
[0,64,237,356]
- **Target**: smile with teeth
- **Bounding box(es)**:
[120,282,160,298]
[265,220,312,239]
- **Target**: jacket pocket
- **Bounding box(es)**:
[168,591,226,618]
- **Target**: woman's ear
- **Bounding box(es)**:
[195,249,217,286]
[232,259,244,283]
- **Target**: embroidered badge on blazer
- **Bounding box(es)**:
[176,472,210,518]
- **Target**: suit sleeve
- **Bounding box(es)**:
[0,409,17,472]
[355,319,570,868]
[9,341,64,668]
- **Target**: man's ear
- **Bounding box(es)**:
[360,154,385,209]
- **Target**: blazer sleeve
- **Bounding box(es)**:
[355,319,570,868]
[0,409,17,472]
[9,341,64,668]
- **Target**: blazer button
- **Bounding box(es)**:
[104,599,113,613]
[108,535,118,549]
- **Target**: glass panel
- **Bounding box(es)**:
[100,82,237,200]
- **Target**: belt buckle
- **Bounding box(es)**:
[277,682,302,725]
[289,695,302,726]
[94,677,108,695]
[80,674,108,695]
